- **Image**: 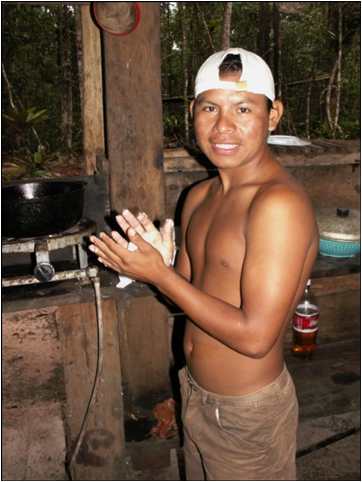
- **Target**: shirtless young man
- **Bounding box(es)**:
[89,48,319,480]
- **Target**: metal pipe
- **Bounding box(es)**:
[2,268,91,287]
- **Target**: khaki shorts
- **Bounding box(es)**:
[179,365,298,481]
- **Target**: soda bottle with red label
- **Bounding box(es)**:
[292,279,319,356]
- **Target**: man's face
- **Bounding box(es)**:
[191,87,280,170]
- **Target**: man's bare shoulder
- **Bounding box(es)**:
[183,177,215,211]
[254,177,312,210]
[249,178,318,237]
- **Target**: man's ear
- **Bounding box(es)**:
[189,99,195,118]
[268,100,284,132]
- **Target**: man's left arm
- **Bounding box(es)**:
[238,186,318,355]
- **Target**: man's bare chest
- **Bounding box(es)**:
[186,194,249,273]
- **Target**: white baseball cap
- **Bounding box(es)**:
[194,47,275,101]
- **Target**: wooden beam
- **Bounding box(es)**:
[80,5,105,175]
[56,298,127,480]
[103,3,166,220]
[117,289,171,409]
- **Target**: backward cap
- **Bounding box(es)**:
[195,47,275,101]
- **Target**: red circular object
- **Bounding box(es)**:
[92,2,141,36]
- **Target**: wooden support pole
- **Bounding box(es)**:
[117,289,171,409]
[102,3,166,220]
[56,298,127,480]
[80,5,105,175]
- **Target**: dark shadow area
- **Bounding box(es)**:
[173,145,217,227]
[169,314,186,446]
[104,209,122,233]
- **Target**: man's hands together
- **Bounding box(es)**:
[117,209,176,267]
[89,210,176,285]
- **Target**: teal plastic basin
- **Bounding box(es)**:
[319,238,361,258]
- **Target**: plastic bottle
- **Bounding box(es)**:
[291,279,319,356]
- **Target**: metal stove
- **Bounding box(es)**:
[2,219,98,287]
[2,217,104,470]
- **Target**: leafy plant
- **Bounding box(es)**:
[3,106,48,132]
[2,106,52,179]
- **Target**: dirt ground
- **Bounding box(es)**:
[2,308,68,481]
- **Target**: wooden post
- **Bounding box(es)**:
[102,2,166,220]
[117,288,171,408]
[80,4,105,175]
[56,298,128,480]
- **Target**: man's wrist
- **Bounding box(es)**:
[153,262,176,293]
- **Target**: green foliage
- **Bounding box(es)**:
[2,3,81,155]
[2,1,360,175]
[161,2,360,145]
[2,105,49,175]
[2,145,56,181]
[3,107,48,133]
[2,103,56,179]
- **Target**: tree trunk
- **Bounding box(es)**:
[196,3,215,51]
[59,5,73,150]
[272,2,282,99]
[333,4,343,136]
[2,63,17,111]
[162,2,172,98]
[80,4,105,175]
[75,6,83,110]
[305,80,312,140]
[181,3,189,143]
[326,58,337,129]
[257,2,272,61]
[325,3,344,138]
[221,2,233,50]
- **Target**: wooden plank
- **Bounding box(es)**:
[165,171,210,222]
[117,292,171,410]
[164,163,360,223]
[163,147,360,171]
[315,290,360,343]
[287,164,360,209]
[274,150,360,167]
[286,339,360,420]
[164,148,191,159]
[163,147,360,226]
[80,5,105,175]
[56,298,126,480]
[103,3,166,220]
[312,254,360,278]
[297,432,360,481]
[312,273,360,296]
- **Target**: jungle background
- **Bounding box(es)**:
[2,2,360,181]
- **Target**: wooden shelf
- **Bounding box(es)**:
[312,254,360,278]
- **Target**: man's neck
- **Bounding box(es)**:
[217,145,278,192]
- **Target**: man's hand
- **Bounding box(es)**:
[116,209,176,266]
[89,228,168,285]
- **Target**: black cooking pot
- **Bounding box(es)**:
[2,181,86,239]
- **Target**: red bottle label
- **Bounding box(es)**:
[292,308,319,332]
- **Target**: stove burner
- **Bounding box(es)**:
[2,219,97,287]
